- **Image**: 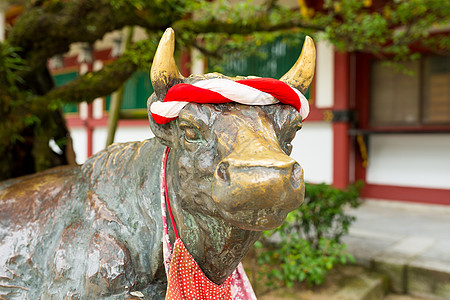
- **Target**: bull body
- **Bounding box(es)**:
[0,28,316,299]
[0,140,167,299]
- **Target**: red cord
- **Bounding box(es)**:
[163,147,179,239]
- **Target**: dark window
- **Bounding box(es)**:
[214,36,311,99]
[424,56,450,124]
[370,56,450,126]
[105,70,153,111]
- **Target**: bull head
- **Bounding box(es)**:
[148,28,315,231]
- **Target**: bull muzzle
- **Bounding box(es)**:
[212,147,304,231]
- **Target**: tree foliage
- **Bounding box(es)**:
[0,0,449,180]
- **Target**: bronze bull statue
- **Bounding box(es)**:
[0,28,315,299]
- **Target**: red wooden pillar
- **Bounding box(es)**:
[332,52,351,189]
[354,53,371,184]
[86,103,94,157]
[79,60,94,158]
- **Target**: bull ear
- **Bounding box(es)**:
[280,36,316,94]
[147,93,177,147]
[151,28,184,98]
[147,28,184,147]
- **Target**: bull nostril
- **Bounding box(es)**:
[216,162,230,183]
[290,163,303,189]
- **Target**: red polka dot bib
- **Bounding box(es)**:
[166,238,233,299]
[160,147,257,300]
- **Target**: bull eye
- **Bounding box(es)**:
[183,127,203,143]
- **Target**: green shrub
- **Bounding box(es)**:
[255,182,362,287]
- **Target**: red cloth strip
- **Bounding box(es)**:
[163,147,179,240]
[152,114,177,125]
[236,78,301,111]
[163,84,233,104]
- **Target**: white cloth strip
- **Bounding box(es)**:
[293,88,310,120]
[151,101,189,118]
[193,78,278,105]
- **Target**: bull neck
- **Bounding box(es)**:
[161,146,261,285]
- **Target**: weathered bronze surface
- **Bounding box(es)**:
[0,28,315,299]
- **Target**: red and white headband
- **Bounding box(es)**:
[150,77,309,124]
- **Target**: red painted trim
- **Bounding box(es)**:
[354,53,371,183]
[48,49,115,72]
[62,56,79,70]
[86,103,94,157]
[88,117,108,127]
[5,5,23,25]
[180,49,191,77]
[306,107,326,122]
[332,51,351,189]
[333,122,350,189]
[333,52,350,110]
[93,49,113,62]
[362,184,450,206]
[118,119,149,127]
[66,116,85,127]
[66,116,149,128]
[86,126,93,157]
[49,65,79,75]
[367,126,450,132]
[354,53,371,129]
[309,74,316,105]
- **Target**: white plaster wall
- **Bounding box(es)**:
[0,8,5,42]
[367,134,450,189]
[114,126,154,144]
[315,40,334,108]
[70,128,87,164]
[191,48,205,75]
[290,122,333,184]
[70,126,154,164]
[92,126,154,158]
[92,128,108,156]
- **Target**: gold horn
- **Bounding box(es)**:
[280,36,316,94]
[151,28,184,98]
